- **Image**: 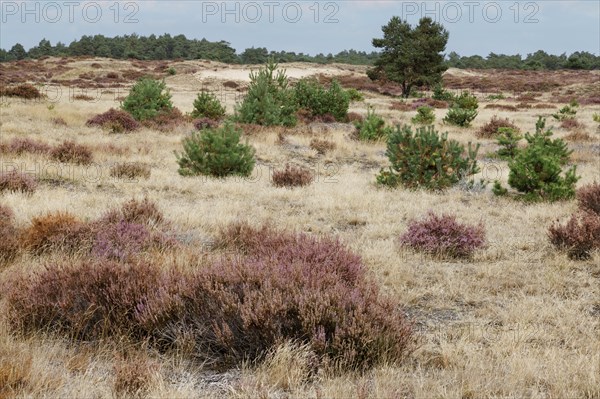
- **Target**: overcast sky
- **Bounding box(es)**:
[1,0,599,56]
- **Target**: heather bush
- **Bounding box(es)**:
[0,171,37,194]
[560,118,582,130]
[346,112,364,123]
[109,162,151,180]
[193,117,220,131]
[176,123,255,177]
[141,107,186,131]
[50,141,93,165]
[1,138,51,155]
[191,90,226,120]
[7,224,415,371]
[309,138,336,155]
[0,205,20,264]
[399,212,486,259]
[411,106,435,125]
[272,164,314,188]
[294,78,349,121]
[493,117,579,202]
[548,211,600,260]
[354,106,391,141]
[121,78,173,121]
[552,100,578,121]
[377,125,480,191]
[22,212,91,255]
[0,84,42,99]
[235,59,297,127]
[86,108,141,133]
[576,182,600,215]
[477,116,520,139]
[92,220,173,262]
[103,197,165,226]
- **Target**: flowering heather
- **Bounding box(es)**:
[1,138,51,155]
[0,205,20,264]
[86,108,141,133]
[50,141,93,165]
[549,211,600,260]
[272,164,314,188]
[0,171,37,194]
[399,212,486,259]
[576,182,600,215]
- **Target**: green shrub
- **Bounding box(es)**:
[432,83,454,102]
[443,91,478,127]
[346,88,364,102]
[495,127,523,159]
[294,78,349,121]
[354,106,391,141]
[486,93,506,100]
[552,100,578,121]
[377,125,480,190]
[411,106,435,125]
[235,59,297,127]
[191,90,226,120]
[443,107,478,127]
[121,78,173,121]
[593,113,600,123]
[493,117,579,202]
[175,123,255,177]
[167,67,176,76]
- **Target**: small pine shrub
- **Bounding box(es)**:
[548,211,600,260]
[193,117,220,131]
[22,212,91,255]
[0,84,42,99]
[235,59,297,127]
[2,138,51,155]
[495,127,523,160]
[444,107,478,127]
[0,205,20,264]
[552,100,578,121]
[166,67,176,76]
[577,182,600,215]
[86,108,141,133]
[191,91,226,120]
[377,125,480,191]
[309,138,336,155]
[432,84,454,102]
[50,141,93,165]
[109,162,151,180]
[294,78,349,121]
[399,212,486,259]
[121,78,173,121]
[593,113,600,123]
[451,91,479,110]
[354,106,391,141]
[272,164,314,188]
[495,117,579,202]
[0,171,37,194]
[175,123,256,177]
[346,88,364,102]
[411,106,435,125]
[477,116,520,139]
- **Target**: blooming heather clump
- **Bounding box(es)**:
[0,205,20,264]
[1,138,51,155]
[0,171,37,194]
[400,212,486,259]
[86,108,141,133]
[576,182,600,215]
[272,164,314,188]
[50,141,93,165]
[548,211,600,260]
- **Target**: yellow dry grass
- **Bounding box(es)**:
[0,60,599,398]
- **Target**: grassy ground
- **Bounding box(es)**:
[0,59,599,398]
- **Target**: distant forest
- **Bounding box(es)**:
[1,34,599,70]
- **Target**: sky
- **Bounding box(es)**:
[1,0,599,56]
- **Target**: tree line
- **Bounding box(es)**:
[1,33,598,70]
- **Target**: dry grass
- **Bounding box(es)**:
[0,59,599,398]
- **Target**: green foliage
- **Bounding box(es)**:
[492,181,508,196]
[346,88,364,102]
[552,100,578,121]
[294,78,349,121]
[368,17,449,98]
[175,123,255,177]
[443,107,478,127]
[354,106,391,141]
[593,113,600,123]
[432,83,454,101]
[486,93,506,100]
[494,117,579,202]
[411,106,435,125]
[377,125,480,190]
[443,91,478,127]
[496,127,523,159]
[191,90,226,120]
[235,59,297,127]
[121,78,173,121]
[166,67,176,75]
